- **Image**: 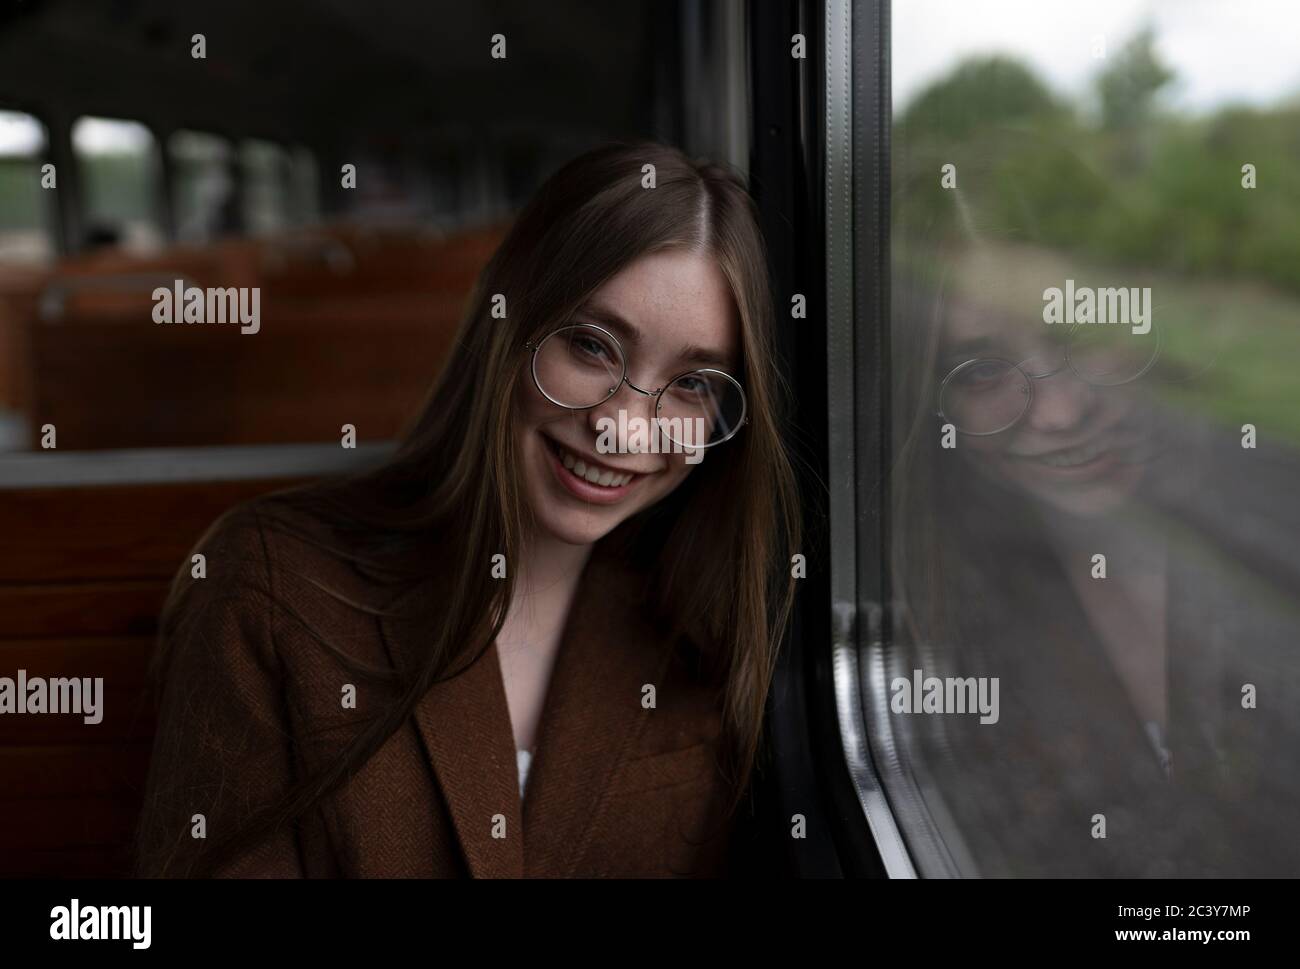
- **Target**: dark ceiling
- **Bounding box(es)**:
[0,0,669,150]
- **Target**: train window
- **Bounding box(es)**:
[874,0,1300,876]
[70,116,165,252]
[289,146,321,225]
[0,109,55,265]
[168,130,237,243]
[240,138,294,235]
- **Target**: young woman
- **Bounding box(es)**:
[133,141,801,878]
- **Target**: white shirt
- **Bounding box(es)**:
[516,749,533,799]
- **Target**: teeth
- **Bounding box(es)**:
[1038,441,1105,468]
[552,442,634,488]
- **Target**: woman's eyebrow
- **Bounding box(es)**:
[576,302,735,371]
[576,303,643,346]
[677,343,734,369]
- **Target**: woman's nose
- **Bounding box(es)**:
[586,379,658,452]
[1023,371,1095,434]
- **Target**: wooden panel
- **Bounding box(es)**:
[0,795,141,851]
[0,468,344,878]
[30,302,464,449]
[0,844,130,879]
[23,221,502,450]
[0,281,41,413]
[0,580,168,639]
[0,743,153,799]
[261,225,504,299]
[0,477,303,582]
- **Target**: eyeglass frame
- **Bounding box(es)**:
[522,321,749,448]
[935,320,1163,437]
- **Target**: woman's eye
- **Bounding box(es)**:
[572,336,613,361]
[959,362,1005,385]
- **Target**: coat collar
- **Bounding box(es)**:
[375,537,678,878]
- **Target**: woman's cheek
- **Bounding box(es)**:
[649,458,697,502]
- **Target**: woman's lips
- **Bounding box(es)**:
[543,436,643,505]
[1020,439,1107,468]
[1010,439,1123,480]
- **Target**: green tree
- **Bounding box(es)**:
[898,56,1064,140]
[1095,27,1174,131]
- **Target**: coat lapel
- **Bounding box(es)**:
[373,537,676,878]
[521,540,678,876]
[375,577,525,878]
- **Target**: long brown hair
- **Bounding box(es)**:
[144,139,802,875]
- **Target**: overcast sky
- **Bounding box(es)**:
[894,0,1300,114]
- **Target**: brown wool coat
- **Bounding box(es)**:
[133,498,735,878]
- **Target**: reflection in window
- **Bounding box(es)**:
[71,116,165,252]
[886,1,1300,876]
[169,130,236,243]
[0,109,55,265]
[241,139,294,235]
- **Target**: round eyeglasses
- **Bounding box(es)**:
[937,320,1161,436]
[523,322,748,448]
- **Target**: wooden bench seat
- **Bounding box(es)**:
[0,469,373,877]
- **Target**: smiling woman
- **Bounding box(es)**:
[132,140,802,878]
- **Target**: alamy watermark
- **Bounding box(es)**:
[890,669,1000,724]
[1043,279,1151,334]
[152,280,261,334]
[50,899,150,949]
[595,411,708,465]
[0,670,103,724]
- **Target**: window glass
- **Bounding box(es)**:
[71,116,165,252]
[887,0,1300,875]
[289,146,321,225]
[168,130,237,243]
[240,139,294,235]
[0,109,55,265]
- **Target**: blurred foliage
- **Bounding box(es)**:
[1096,27,1175,132]
[0,151,157,241]
[0,157,47,230]
[894,32,1300,296]
[79,153,160,228]
[894,31,1300,444]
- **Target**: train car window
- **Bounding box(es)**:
[0,109,55,265]
[239,138,295,235]
[70,116,165,252]
[868,0,1300,876]
[168,130,237,243]
[289,146,321,225]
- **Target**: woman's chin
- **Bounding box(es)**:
[532,506,620,547]
[1014,468,1143,518]
[538,515,618,543]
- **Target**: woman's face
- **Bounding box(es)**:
[515,248,740,547]
[938,297,1151,518]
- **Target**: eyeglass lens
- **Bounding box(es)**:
[941,323,1160,433]
[533,324,746,446]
